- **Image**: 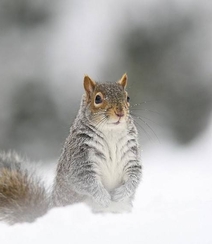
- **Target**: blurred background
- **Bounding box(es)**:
[0,0,212,161]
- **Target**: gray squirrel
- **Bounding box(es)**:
[0,74,142,224]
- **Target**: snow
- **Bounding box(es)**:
[0,121,212,244]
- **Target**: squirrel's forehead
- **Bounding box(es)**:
[95,83,126,99]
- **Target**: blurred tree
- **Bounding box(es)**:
[3,81,67,160]
[0,0,51,29]
[104,5,212,144]
[0,0,74,160]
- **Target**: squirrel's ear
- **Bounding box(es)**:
[117,73,127,89]
[84,75,96,99]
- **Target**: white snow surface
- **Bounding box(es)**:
[0,121,212,244]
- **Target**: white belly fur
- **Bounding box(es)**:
[87,124,133,213]
[99,126,128,191]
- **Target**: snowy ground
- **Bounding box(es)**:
[0,120,212,244]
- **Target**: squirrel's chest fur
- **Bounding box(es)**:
[90,126,133,191]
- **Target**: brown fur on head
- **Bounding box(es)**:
[83,74,130,125]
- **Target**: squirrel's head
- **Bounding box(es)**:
[83,74,130,128]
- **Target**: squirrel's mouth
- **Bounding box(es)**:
[107,111,127,125]
[113,117,123,125]
[114,121,120,125]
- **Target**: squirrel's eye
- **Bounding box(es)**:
[95,95,103,104]
[127,96,130,103]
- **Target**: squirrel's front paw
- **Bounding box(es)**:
[111,185,131,202]
[93,189,111,208]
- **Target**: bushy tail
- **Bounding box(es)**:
[0,152,50,225]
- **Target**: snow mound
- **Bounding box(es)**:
[0,122,212,244]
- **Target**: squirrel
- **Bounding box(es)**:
[0,74,142,224]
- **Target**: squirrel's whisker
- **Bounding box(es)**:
[131,113,160,143]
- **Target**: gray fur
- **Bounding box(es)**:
[52,82,141,211]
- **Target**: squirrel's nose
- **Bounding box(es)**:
[115,111,124,118]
